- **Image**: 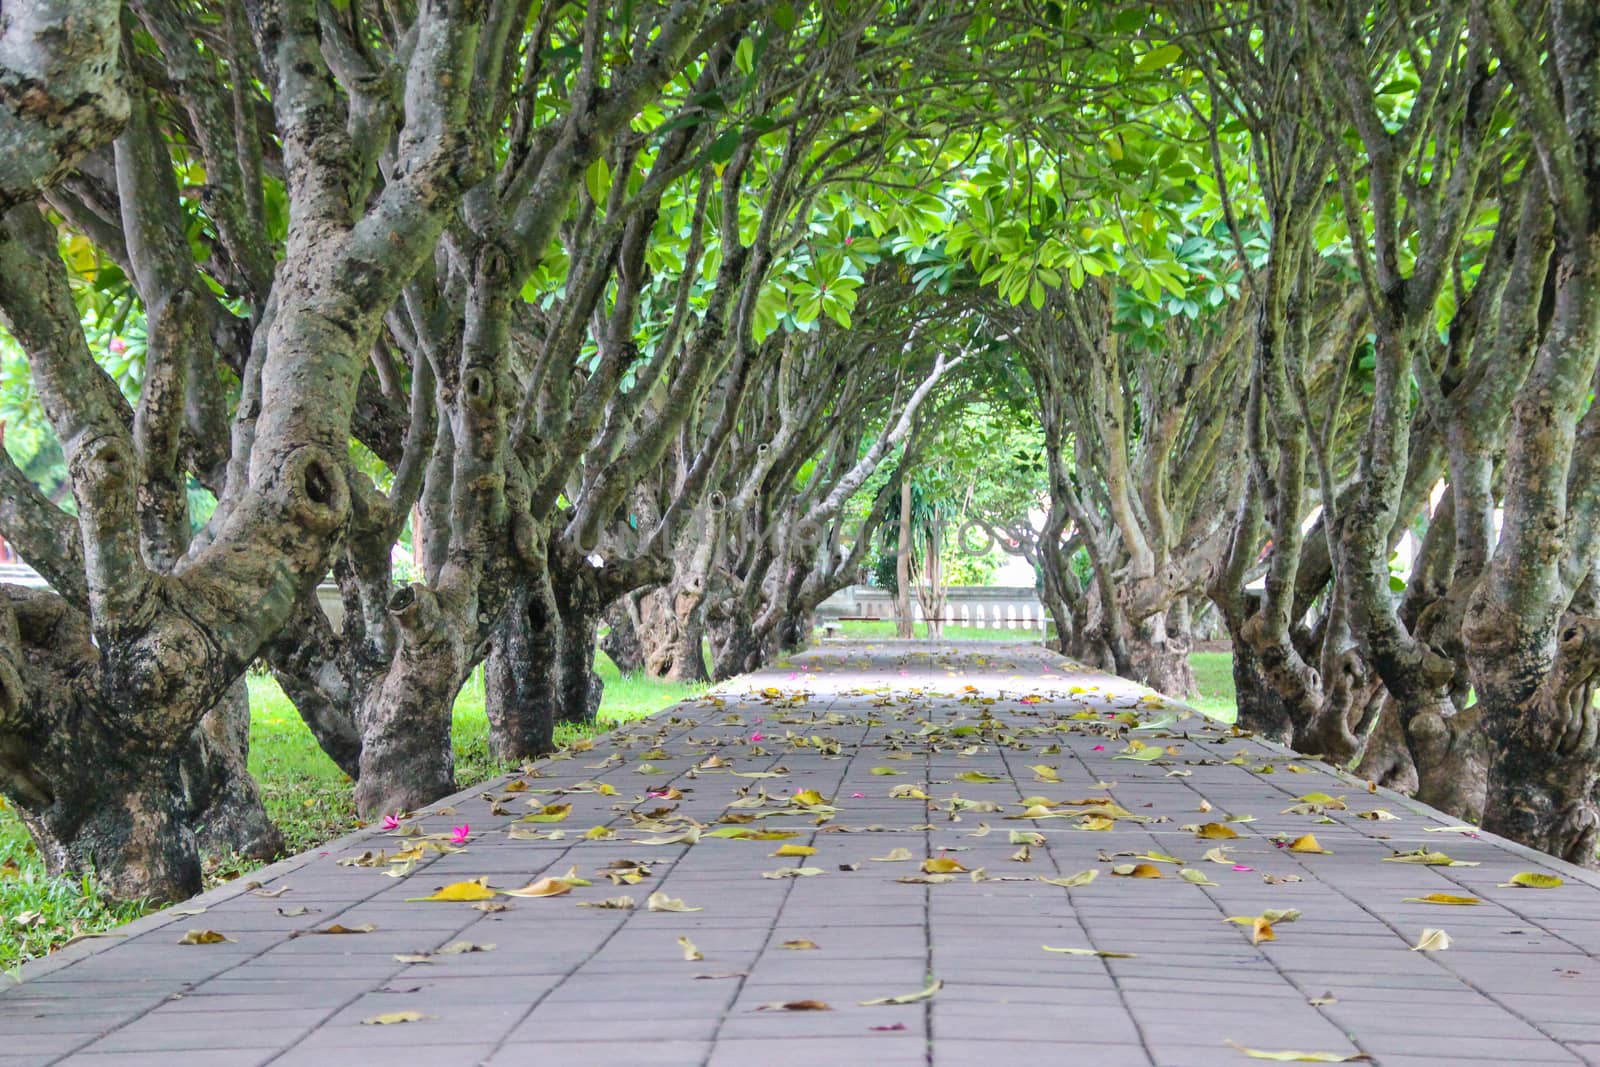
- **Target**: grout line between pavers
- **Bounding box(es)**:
[695,680,850,1065]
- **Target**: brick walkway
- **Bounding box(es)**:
[5,641,1600,1066]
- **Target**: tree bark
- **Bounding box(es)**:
[600,597,646,674]
[181,677,284,862]
[895,476,915,638]
[485,574,560,763]
[351,585,464,817]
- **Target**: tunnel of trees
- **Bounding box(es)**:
[4,0,1600,900]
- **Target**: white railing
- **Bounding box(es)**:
[817,584,1050,632]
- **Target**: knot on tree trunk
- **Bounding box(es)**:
[511,512,544,568]
[389,583,445,645]
[70,433,132,493]
[1545,614,1600,757]
[281,446,350,534]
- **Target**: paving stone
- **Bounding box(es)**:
[8,640,1600,1066]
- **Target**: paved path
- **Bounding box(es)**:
[6,641,1600,1066]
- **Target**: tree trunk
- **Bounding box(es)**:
[0,589,280,902]
[1353,695,1419,793]
[1476,615,1600,864]
[351,586,463,817]
[665,588,709,682]
[180,677,284,862]
[634,580,711,682]
[1127,629,1197,698]
[601,597,646,674]
[485,576,560,763]
[923,522,945,640]
[261,595,364,779]
[776,605,813,652]
[1226,630,1294,745]
[553,565,606,727]
[12,742,203,903]
[895,477,915,638]
[708,601,763,681]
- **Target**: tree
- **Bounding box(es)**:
[0,0,492,900]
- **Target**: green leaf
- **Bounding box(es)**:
[708,129,742,164]
[1136,44,1183,72]
[585,158,610,205]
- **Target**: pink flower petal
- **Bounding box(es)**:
[451,824,470,844]
[851,792,865,798]
[1232,864,1254,872]
[1092,745,1106,751]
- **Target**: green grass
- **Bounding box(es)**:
[1186,651,1239,724]
[0,653,703,970]
[247,654,703,856]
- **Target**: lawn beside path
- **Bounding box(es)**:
[0,654,706,971]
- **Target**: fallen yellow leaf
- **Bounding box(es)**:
[1382,849,1474,866]
[678,936,703,961]
[1111,863,1164,878]
[1287,833,1331,854]
[1041,945,1136,958]
[363,1011,427,1025]
[177,930,235,945]
[1223,1041,1370,1062]
[1040,870,1098,888]
[407,879,497,903]
[522,803,572,823]
[762,867,824,879]
[646,892,703,912]
[921,857,968,874]
[860,979,943,1006]
[1411,928,1450,951]
[500,877,572,898]
[1195,823,1240,840]
[1500,871,1563,888]
[1402,894,1481,906]
[634,827,701,846]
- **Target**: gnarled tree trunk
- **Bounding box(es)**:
[601,597,646,674]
